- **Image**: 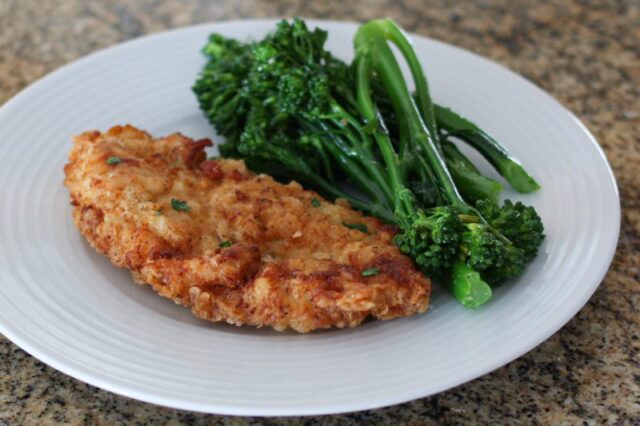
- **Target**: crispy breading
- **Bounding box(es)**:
[63,125,430,332]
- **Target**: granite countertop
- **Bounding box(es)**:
[0,0,638,424]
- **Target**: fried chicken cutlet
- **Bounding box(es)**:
[63,125,430,332]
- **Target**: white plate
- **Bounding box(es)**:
[0,19,620,416]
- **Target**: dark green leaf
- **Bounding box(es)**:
[342,222,369,234]
[171,198,191,212]
[361,267,380,277]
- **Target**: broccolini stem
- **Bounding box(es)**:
[434,105,541,193]
[442,139,503,204]
[308,172,395,223]
[458,214,481,223]
[300,118,393,209]
[449,259,493,308]
[251,143,394,222]
[311,136,336,184]
[354,55,414,217]
[327,101,396,205]
[300,119,388,205]
[374,19,438,138]
[382,22,505,204]
[354,20,468,211]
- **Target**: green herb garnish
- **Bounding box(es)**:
[106,156,121,165]
[219,240,232,248]
[171,198,191,212]
[361,267,380,277]
[342,222,369,234]
[311,198,321,207]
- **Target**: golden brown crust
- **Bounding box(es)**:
[64,125,430,332]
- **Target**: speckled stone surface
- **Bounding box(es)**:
[0,0,638,424]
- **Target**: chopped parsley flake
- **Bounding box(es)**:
[219,240,232,248]
[311,198,321,207]
[106,156,121,165]
[342,222,369,234]
[361,267,380,277]
[171,198,191,212]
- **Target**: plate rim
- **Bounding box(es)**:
[0,18,621,416]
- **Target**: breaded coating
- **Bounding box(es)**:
[64,125,430,332]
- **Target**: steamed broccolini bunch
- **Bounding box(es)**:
[193,18,545,307]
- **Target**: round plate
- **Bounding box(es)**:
[0,20,619,416]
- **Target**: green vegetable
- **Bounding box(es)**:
[106,156,121,165]
[193,18,544,308]
[171,198,191,212]
[434,105,540,193]
[342,222,369,234]
[361,267,380,277]
[369,62,536,197]
[476,199,545,261]
[449,260,492,308]
[354,19,538,291]
[193,19,395,223]
[441,139,503,204]
[193,34,253,156]
[311,198,321,207]
[219,240,233,248]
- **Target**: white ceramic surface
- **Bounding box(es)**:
[0,20,620,416]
